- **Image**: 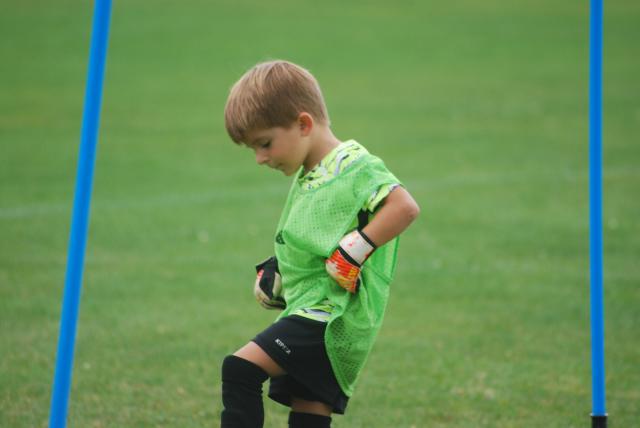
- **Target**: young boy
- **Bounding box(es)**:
[221,60,420,428]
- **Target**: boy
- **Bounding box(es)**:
[221,60,420,428]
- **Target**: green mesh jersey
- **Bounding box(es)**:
[273,141,401,396]
[291,140,398,323]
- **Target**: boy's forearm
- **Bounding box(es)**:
[361,186,420,247]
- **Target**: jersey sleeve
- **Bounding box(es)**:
[364,183,400,212]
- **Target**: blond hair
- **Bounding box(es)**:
[224,60,330,144]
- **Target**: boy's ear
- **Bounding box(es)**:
[298,112,313,136]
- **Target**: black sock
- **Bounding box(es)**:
[288,411,332,428]
[220,355,269,428]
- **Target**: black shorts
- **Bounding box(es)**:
[252,315,349,414]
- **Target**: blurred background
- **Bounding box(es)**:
[1,0,638,426]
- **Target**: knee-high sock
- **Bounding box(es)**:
[221,355,269,428]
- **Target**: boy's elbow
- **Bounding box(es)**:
[389,186,420,224]
[405,199,420,223]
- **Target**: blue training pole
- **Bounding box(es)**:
[589,0,607,427]
[49,1,112,427]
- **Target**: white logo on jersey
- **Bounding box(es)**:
[275,338,291,355]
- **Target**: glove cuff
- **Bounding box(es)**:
[338,229,377,266]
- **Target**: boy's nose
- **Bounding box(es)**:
[255,151,269,165]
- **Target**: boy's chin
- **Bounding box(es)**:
[279,166,296,176]
[272,164,300,176]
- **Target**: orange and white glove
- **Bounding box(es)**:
[325,230,377,293]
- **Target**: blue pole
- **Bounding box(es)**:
[589,0,607,427]
[49,1,112,427]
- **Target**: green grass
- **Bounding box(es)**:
[1,0,639,426]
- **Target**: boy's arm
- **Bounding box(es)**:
[326,186,420,293]
[361,186,420,247]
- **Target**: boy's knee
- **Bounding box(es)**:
[221,355,269,427]
[222,355,269,385]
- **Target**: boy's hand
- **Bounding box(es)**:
[254,257,286,310]
[326,230,377,293]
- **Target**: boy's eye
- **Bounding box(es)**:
[261,142,271,148]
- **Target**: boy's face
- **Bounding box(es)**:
[245,122,310,176]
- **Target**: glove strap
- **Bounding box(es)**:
[338,229,377,266]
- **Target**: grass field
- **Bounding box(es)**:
[1,1,639,427]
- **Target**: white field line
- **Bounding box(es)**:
[1,167,637,220]
[0,186,281,220]
[405,166,638,190]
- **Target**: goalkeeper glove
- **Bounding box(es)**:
[325,229,377,293]
[254,256,286,310]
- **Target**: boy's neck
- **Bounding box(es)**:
[302,127,342,173]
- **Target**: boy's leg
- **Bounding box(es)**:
[290,397,332,415]
[221,342,285,428]
[234,342,286,377]
[288,397,332,428]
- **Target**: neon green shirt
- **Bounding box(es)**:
[292,140,398,322]
[274,140,401,395]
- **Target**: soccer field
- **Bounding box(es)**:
[1,1,638,426]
